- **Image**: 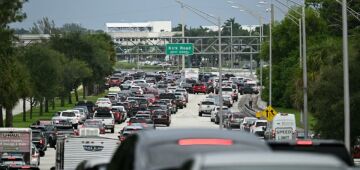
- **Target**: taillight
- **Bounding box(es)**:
[128,122,131,126]
[39,139,43,144]
[21,166,31,169]
[296,140,313,145]
[178,139,233,146]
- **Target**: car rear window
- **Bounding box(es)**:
[62,112,75,117]
[154,111,167,115]
[222,87,233,91]
[202,101,214,105]
[269,143,354,166]
[94,112,112,118]
[146,142,267,170]
[256,122,267,126]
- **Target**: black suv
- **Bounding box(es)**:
[32,130,47,153]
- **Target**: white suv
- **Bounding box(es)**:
[198,99,216,117]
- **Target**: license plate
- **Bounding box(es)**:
[158,115,162,118]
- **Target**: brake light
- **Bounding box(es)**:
[39,139,43,145]
[7,157,16,160]
[21,166,31,169]
[128,122,131,126]
[178,139,233,146]
[296,140,313,145]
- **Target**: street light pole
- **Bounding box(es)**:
[250,26,253,77]
[218,17,224,129]
[269,3,274,106]
[230,22,233,70]
[299,18,302,67]
[181,4,186,73]
[302,5,309,139]
[342,0,350,151]
[260,17,263,89]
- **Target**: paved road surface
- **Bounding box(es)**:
[39,93,242,169]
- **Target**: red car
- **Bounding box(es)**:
[193,83,208,94]
[111,106,126,124]
[108,77,122,87]
[151,110,171,126]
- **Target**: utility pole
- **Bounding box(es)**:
[269,3,274,106]
[230,22,233,70]
[181,4,186,73]
[342,0,350,151]
[250,26,253,77]
[260,17,263,90]
[302,5,309,139]
[299,18,302,67]
[218,17,224,129]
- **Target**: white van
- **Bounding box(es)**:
[270,113,296,140]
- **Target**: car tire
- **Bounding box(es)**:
[199,112,202,117]
[166,123,170,127]
[111,128,114,133]
[211,118,214,122]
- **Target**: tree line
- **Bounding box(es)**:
[0,1,115,127]
[260,1,360,144]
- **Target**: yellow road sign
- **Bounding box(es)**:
[256,111,262,118]
[262,106,278,121]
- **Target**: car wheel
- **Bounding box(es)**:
[199,112,202,117]
[166,123,170,127]
[111,128,114,133]
[211,118,214,122]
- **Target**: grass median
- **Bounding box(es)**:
[12,91,106,128]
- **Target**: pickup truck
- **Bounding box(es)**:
[52,110,80,129]
[93,110,115,133]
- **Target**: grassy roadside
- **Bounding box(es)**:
[273,107,316,130]
[12,91,106,128]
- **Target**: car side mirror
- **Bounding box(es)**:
[39,150,45,157]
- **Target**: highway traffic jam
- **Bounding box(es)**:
[0,70,357,170]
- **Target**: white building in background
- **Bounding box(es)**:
[105,21,178,45]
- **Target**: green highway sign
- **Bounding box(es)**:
[166,43,194,55]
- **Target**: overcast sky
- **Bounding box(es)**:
[10,0,297,30]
